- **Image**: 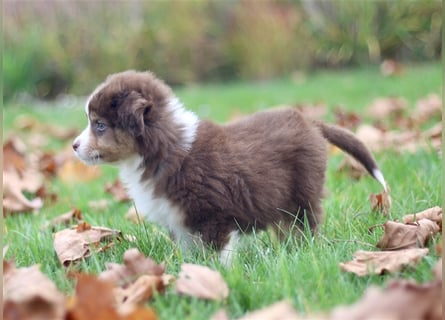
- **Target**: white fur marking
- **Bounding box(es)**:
[373,168,387,191]
[118,155,197,249]
[167,97,199,151]
[219,230,240,266]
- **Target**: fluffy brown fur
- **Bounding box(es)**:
[73,70,386,258]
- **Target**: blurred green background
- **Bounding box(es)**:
[3,0,441,102]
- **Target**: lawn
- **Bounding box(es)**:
[3,62,442,319]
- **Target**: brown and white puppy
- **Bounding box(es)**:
[73,70,387,264]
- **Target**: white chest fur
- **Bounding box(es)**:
[118,155,195,248]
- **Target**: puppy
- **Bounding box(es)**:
[73,70,387,264]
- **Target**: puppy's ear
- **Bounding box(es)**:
[122,92,153,137]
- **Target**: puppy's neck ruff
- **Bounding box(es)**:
[166,97,199,152]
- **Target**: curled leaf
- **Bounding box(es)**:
[376,220,439,250]
[339,248,429,276]
[175,263,229,300]
[369,188,391,216]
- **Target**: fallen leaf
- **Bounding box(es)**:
[105,179,130,202]
[376,220,439,250]
[366,97,407,120]
[3,137,27,173]
[3,263,65,320]
[67,274,121,320]
[3,170,43,214]
[339,248,429,276]
[411,93,442,125]
[334,107,361,130]
[42,207,83,230]
[369,189,391,215]
[175,263,229,300]
[114,274,174,307]
[58,158,101,183]
[99,248,166,287]
[402,206,442,225]
[331,278,442,320]
[237,300,305,320]
[53,223,121,266]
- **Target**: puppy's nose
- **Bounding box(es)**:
[72,141,80,151]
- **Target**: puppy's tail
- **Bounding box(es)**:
[314,121,387,191]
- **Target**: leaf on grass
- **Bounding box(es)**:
[175,263,229,300]
[411,93,442,125]
[380,59,404,77]
[376,220,439,250]
[339,248,429,276]
[295,102,327,121]
[67,274,123,320]
[366,97,407,120]
[237,300,303,320]
[105,179,131,202]
[99,248,173,308]
[3,137,27,173]
[99,248,166,287]
[369,189,391,215]
[3,263,65,320]
[42,207,83,230]
[57,158,101,183]
[334,107,361,130]
[331,278,442,320]
[114,274,173,307]
[53,223,121,266]
[402,206,442,226]
[3,170,43,214]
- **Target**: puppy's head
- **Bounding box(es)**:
[73,70,176,166]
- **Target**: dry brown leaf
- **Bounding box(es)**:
[211,309,230,320]
[175,263,229,300]
[67,274,122,320]
[376,220,439,250]
[411,93,442,125]
[121,306,157,320]
[3,170,43,214]
[14,114,78,141]
[42,207,83,230]
[334,107,361,130]
[105,179,131,202]
[354,124,384,152]
[114,274,174,306]
[99,248,166,287]
[58,158,102,183]
[3,137,27,173]
[402,206,442,225]
[369,189,391,216]
[53,223,121,266]
[339,248,429,276]
[331,278,442,320]
[366,97,407,120]
[3,263,66,320]
[238,300,309,320]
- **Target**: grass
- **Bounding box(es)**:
[3,62,442,319]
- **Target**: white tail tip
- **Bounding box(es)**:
[372,168,387,191]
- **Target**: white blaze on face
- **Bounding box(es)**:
[73,95,101,165]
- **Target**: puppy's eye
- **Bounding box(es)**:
[94,121,108,134]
